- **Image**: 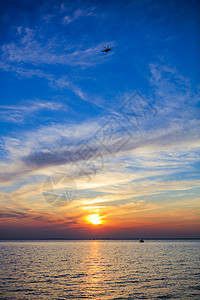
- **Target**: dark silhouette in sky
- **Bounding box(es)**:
[101,46,111,52]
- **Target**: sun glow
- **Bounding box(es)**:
[87,214,102,225]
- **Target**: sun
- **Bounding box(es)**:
[87,214,102,225]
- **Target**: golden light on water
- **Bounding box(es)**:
[87,214,102,225]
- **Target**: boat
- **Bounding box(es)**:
[139,239,144,243]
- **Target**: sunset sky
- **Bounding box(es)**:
[0,0,199,239]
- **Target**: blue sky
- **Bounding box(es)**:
[0,0,199,238]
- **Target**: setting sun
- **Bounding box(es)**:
[87,214,102,225]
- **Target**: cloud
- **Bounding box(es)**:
[1,26,113,67]
[0,25,114,103]
[0,110,199,184]
[63,7,97,24]
[22,121,200,167]
[0,99,67,123]
[53,77,87,100]
[149,63,194,109]
[0,60,199,191]
[0,207,78,227]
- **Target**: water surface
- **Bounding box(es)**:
[0,240,199,299]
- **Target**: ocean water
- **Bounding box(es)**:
[0,240,199,299]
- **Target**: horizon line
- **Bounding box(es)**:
[0,237,200,241]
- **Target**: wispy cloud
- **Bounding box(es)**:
[0,99,67,123]
[1,27,113,67]
[0,25,114,103]
[63,7,97,24]
[149,63,194,109]
[0,111,199,184]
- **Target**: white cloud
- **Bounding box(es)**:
[0,26,114,103]
[0,100,67,123]
[1,27,113,67]
[149,63,194,109]
[63,7,97,24]
[0,109,199,185]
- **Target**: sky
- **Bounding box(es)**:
[0,0,199,239]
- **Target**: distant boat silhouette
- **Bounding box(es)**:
[139,239,144,243]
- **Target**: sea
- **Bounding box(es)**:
[0,240,199,299]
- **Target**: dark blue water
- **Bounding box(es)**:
[0,240,199,299]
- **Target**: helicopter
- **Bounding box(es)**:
[101,46,111,53]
